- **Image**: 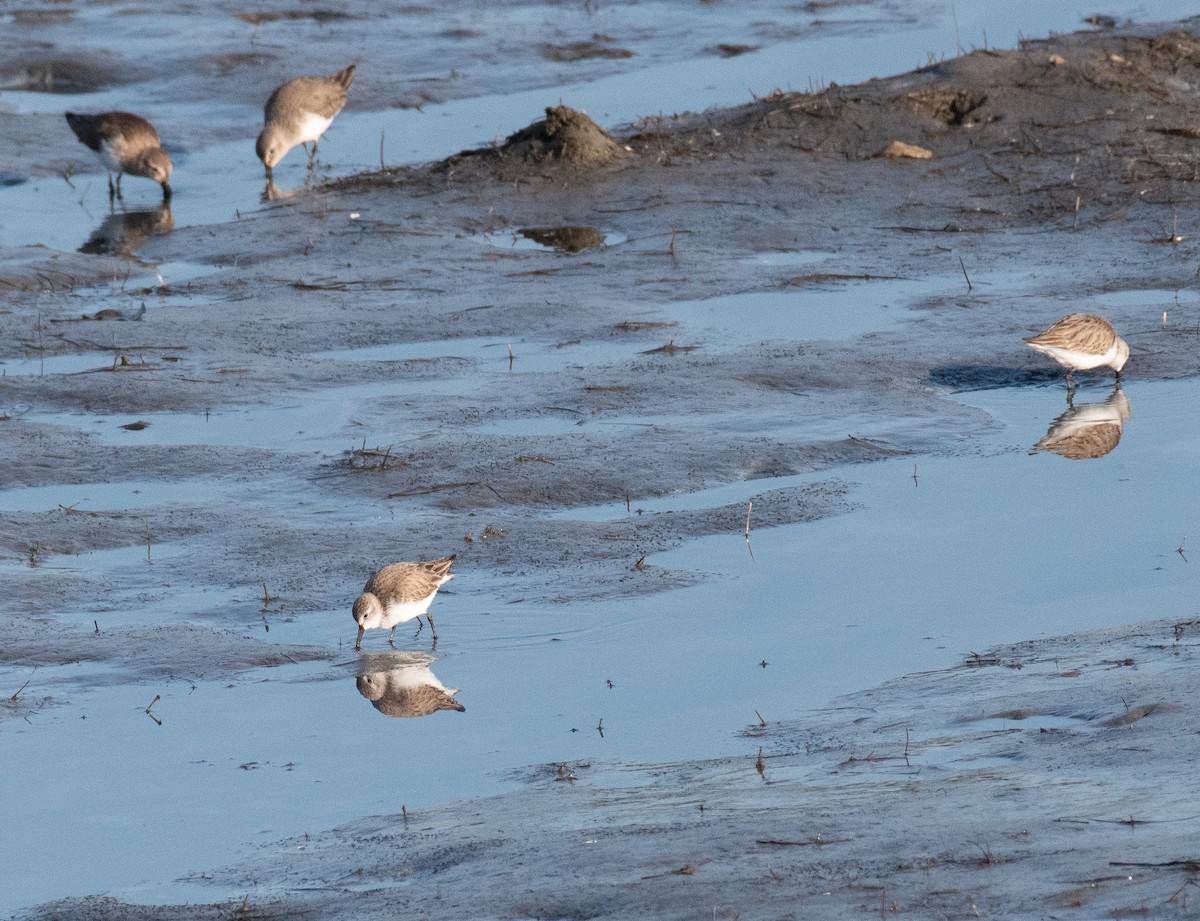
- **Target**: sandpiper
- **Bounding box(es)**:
[353,555,455,650]
[65,111,173,200]
[256,64,355,179]
[1024,313,1129,382]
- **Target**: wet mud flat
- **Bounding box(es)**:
[21,616,1200,921]
[6,18,1200,920]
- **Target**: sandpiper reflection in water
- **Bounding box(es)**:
[1032,385,1131,460]
[78,203,173,256]
[356,651,465,718]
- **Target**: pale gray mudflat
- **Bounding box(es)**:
[4,4,1200,919]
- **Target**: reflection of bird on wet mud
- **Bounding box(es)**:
[1032,385,1131,460]
[353,555,455,650]
[64,111,173,201]
[78,203,173,256]
[356,651,465,718]
[1024,313,1129,389]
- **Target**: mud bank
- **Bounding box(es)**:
[18,617,1200,920]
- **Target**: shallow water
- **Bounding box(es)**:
[3,314,1196,914]
[4,1,1200,915]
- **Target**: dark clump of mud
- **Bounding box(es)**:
[542,36,634,62]
[517,225,607,252]
[447,104,628,179]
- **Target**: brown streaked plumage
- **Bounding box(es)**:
[352,555,455,650]
[65,111,172,200]
[255,64,355,178]
[1024,313,1129,379]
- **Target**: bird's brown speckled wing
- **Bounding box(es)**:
[264,65,355,122]
[1025,313,1116,352]
[365,556,456,603]
[66,111,160,152]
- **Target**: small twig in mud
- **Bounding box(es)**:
[508,344,514,370]
[380,128,386,170]
[634,555,646,570]
[755,709,766,727]
[94,620,100,634]
[975,842,997,866]
[912,464,919,487]
[744,501,753,540]
[1178,536,1188,563]
[1072,194,1082,230]
[625,491,631,513]
[597,718,604,738]
[10,667,36,701]
[755,747,765,777]
[402,804,408,822]
[515,454,553,464]
[28,542,41,567]
[388,481,505,501]
[261,582,281,609]
[143,517,153,563]
[614,320,677,332]
[668,228,677,258]
[958,256,972,292]
[145,694,162,726]
[641,339,698,354]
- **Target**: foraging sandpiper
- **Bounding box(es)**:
[64,111,172,200]
[256,64,355,179]
[353,555,455,650]
[1024,313,1129,382]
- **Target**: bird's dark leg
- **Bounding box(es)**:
[107,174,116,202]
[413,617,424,639]
[426,612,438,640]
[388,626,397,648]
[115,173,124,200]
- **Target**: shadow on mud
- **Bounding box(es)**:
[930,364,1075,392]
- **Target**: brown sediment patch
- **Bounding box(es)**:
[517,226,608,252]
[0,54,136,94]
[542,36,634,62]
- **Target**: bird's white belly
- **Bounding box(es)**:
[295,112,334,145]
[378,595,435,628]
[1032,342,1115,371]
[96,141,126,174]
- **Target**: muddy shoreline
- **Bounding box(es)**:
[6,17,1200,919]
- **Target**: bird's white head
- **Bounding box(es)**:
[353,592,383,651]
[255,127,286,171]
[136,148,173,194]
[353,592,383,630]
[1111,336,1130,373]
